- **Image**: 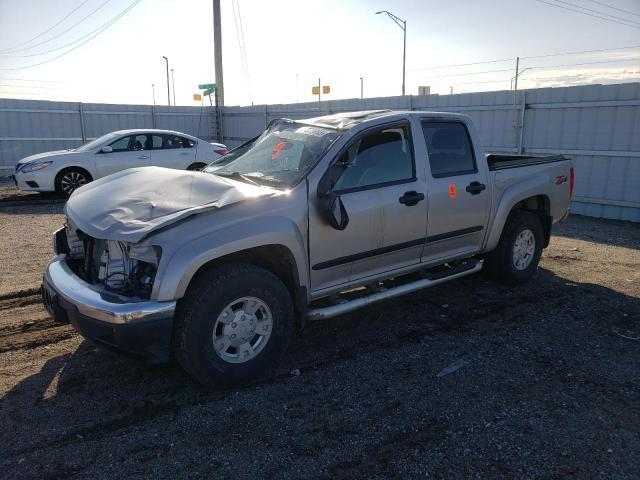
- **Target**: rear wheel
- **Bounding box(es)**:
[482,210,543,285]
[187,162,207,171]
[55,167,92,197]
[173,263,294,386]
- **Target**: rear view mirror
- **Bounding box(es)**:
[100,146,113,153]
[322,195,349,230]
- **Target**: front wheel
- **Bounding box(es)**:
[482,210,544,285]
[55,168,92,197]
[173,263,294,386]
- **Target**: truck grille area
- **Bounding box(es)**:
[56,221,157,299]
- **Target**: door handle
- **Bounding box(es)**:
[137,155,149,159]
[399,191,425,206]
[466,181,486,195]
[180,152,190,155]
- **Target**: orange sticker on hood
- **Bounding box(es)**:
[448,183,457,198]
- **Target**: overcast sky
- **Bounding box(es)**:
[0,0,638,106]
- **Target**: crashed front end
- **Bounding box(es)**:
[42,219,176,362]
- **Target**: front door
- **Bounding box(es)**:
[95,134,151,178]
[308,122,428,293]
[420,120,490,263]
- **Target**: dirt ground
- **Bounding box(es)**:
[0,188,638,479]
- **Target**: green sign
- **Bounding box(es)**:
[198,83,216,90]
[203,88,215,96]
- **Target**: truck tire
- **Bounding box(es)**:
[482,210,544,285]
[173,263,294,386]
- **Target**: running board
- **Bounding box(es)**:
[306,260,483,321]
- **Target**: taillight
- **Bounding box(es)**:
[214,149,228,156]
[569,167,575,200]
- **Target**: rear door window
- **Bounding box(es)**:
[421,122,476,177]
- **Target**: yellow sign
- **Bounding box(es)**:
[312,86,320,95]
[322,85,330,94]
[193,93,202,101]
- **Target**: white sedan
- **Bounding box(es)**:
[13,129,228,196]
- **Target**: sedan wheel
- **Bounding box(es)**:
[59,170,88,195]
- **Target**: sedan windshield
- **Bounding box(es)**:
[75,132,119,152]
[204,121,341,188]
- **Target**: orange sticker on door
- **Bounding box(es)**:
[448,183,457,198]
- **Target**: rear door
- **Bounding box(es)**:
[420,120,490,263]
[149,134,197,170]
[95,134,151,178]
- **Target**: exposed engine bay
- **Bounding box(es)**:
[54,220,159,299]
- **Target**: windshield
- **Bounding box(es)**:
[75,132,119,152]
[204,121,341,188]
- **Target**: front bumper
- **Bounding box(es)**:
[14,168,56,192]
[42,255,176,362]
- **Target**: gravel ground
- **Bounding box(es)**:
[0,187,638,479]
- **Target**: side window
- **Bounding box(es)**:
[162,134,191,149]
[333,125,414,192]
[422,122,476,177]
[131,134,150,151]
[182,136,195,148]
[151,135,163,149]
[109,136,132,152]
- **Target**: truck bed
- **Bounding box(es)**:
[486,154,568,171]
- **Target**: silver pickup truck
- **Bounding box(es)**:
[42,110,574,385]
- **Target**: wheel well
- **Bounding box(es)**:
[187,162,207,171]
[188,245,306,323]
[510,195,552,247]
[55,166,93,183]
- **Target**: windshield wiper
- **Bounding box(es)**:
[215,171,261,186]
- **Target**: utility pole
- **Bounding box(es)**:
[213,0,225,107]
[162,56,170,105]
[151,84,156,105]
[360,77,363,99]
[318,78,321,102]
[513,57,520,94]
[450,86,453,95]
[170,69,176,106]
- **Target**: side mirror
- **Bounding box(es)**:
[100,146,113,153]
[320,194,349,230]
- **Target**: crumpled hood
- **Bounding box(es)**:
[65,166,276,243]
[18,150,76,164]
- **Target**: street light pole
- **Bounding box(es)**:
[151,84,156,105]
[170,68,176,106]
[360,77,363,99]
[376,10,406,96]
[162,56,170,106]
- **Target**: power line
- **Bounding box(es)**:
[1,0,113,56]
[0,84,57,89]
[583,0,640,18]
[410,44,640,72]
[0,0,142,71]
[532,0,640,29]
[410,58,513,72]
[0,91,48,96]
[417,57,640,80]
[0,77,67,83]
[551,0,640,26]
[521,44,640,59]
[231,0,251,103]
[0,0,91,53]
